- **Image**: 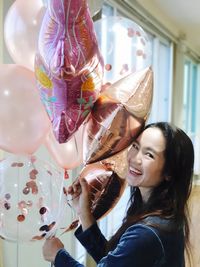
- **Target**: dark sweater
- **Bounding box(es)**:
[54,216,185,267]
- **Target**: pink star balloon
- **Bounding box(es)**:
[35,0,104,143]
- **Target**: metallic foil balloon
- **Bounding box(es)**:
[64,162,127,232]
[94,16,152,85]
[101,148,129,180]
[83,67,153,164]
[35,0,104,143]
[0,155,64,242]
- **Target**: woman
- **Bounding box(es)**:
[43,122,194,266]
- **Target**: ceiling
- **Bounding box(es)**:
[134,0,200,55]
[154,0,200,54]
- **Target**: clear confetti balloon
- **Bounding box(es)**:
[0,155,64,242]
[94,16,152,85]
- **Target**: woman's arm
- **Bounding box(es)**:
[75,222,108,263]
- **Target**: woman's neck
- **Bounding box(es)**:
[139,187,152,203]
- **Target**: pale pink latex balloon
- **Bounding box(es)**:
[0,64,50,155]
[45,125,83,170]
[35,0,104,143]
[4,0,46,70]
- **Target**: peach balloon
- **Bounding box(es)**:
[0,64,50,155]
[4,0,46,70]
[45,125,84,170]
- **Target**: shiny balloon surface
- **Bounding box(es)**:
[35,0,104,143]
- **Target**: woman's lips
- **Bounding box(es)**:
[129,167,142,176]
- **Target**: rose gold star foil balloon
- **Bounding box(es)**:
[101,148,129,180]
[63,161,127,232]
[80,163,127,219]
[83,67,153,164]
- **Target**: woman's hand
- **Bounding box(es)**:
[67,177,95,230]
[43,237,64,263]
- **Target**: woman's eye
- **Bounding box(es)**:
[146,152,154,159]
[132,143,138,150]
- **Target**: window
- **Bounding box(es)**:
[183,58,198,133]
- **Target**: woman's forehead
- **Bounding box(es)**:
[137,127,166,152]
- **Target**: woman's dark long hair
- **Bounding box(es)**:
[106,122,194,263]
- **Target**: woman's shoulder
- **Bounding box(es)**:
[123,215,183,248]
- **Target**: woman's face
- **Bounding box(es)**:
[127,127,166,189]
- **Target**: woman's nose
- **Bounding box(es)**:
[134,151,142,164]
[129,150,142,165]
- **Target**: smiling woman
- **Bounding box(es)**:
[127,127,166,192]
[42,122,194,267]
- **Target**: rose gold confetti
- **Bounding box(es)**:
[26,200,33,207]
[39,225,49,231]
[136,31,141,36]
[63,187,67,195]
[105,64,112,71]
[136,50,143,56]
[11,162,17,167]
[17,214,25,222]
[39,207,47,215]
[127,28,134,37]
[61,220,79,234]
[32,186,38,195]
[29,173,36,180]
[18,201,27,209]
[48,221,56,231]
[47,170,52,176]
[32,233,46,240]
[23,187,30,195]
[5,193,11,200]
[32,169,38,175]
[64,169,69,179]
[4,202,11,210]
[17,163,24,167]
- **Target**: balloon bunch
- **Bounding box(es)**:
[0,0,106,242]
[0,0,154,241]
